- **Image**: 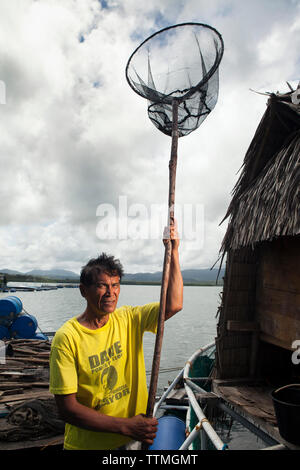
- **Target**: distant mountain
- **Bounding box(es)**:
[123,268,225,284]
[0,267,225,284]
[0,268,23,275]
[182,268,225,283]
[25,269,79,279]
[123,272,162,282]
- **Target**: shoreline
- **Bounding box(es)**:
[1,274,223,288]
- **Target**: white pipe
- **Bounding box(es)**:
[181,342,227,451]
[260,444,287,451]
[184,381,226,450]
[184,377,208,394]
[179,423,201,450]
[153,367,184,416]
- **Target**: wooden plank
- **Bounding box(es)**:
[0,435,64,450]
[0,389,52,404]
[259,332,294,351]
[213,378,258,388]
[258,238,300,294]
[258,311,300,349]
[0,382,32,389]
[257,287,300,320]
[215,384,277,424]
[227,321,259,332]
[0,364,40,370]
[0,381,49,389]
[0,388,24,396]
[195,392,218,402]
[256,238,300,349]
[29,382,49,388]
[11,347,50,357]
[0,371,37,379]
[165,388,188,405]
[6,357,49,365]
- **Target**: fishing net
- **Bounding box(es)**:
[125,22,224,137]
[125,23,224,425]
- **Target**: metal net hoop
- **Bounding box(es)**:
[125,22,224,137]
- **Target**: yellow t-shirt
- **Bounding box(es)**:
[49,302,159,450]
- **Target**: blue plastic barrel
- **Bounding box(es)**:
[33,332,49,341]
[10,313,38,339]
[0,325,10,340]
[0,296,23,327]
[149,415,186,450]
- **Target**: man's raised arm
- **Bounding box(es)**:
[164,223,183,320]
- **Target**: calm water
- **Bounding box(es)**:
[1,284,221,391]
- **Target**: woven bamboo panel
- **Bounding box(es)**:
[216,247,258,378]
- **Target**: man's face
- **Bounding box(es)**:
[81,272,121,315]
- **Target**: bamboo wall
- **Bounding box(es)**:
[215,247,258,379]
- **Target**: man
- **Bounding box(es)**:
[49,225,183,450]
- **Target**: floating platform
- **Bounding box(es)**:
[0,338,64,450]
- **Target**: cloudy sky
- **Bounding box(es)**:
[0,0,299,274]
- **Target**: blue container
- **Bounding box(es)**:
[0,296,23,327]
[0,325,11,340]
[33,332,49,341]
[10,313,38,339]
[149,415,186,450]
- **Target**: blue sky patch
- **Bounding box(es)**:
[99,0,109,9]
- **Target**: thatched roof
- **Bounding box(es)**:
[220,86,300,253]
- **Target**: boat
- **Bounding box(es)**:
[150,342,300,451]
[7,286,36,292]
[40,285,58,291]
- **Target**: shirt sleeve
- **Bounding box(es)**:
[49,334,78,395]
[138,302,160,334]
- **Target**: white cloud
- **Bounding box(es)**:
[0,0,299,273]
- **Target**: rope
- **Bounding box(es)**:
[198,417,209,429]
[146,366,182,375]
[21,308,49,339]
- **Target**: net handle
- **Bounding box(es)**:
[141,100,179,450]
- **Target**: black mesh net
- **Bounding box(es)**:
[126,23,224,137]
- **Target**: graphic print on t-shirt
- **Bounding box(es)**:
[88,340,130,410]
[88,340,123,374]
[101,365,118,391]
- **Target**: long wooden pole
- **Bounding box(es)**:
[142,100,179,448]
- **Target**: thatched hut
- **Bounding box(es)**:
[214,85,300,403]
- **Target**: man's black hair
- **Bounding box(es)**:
[80,253,124,286]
